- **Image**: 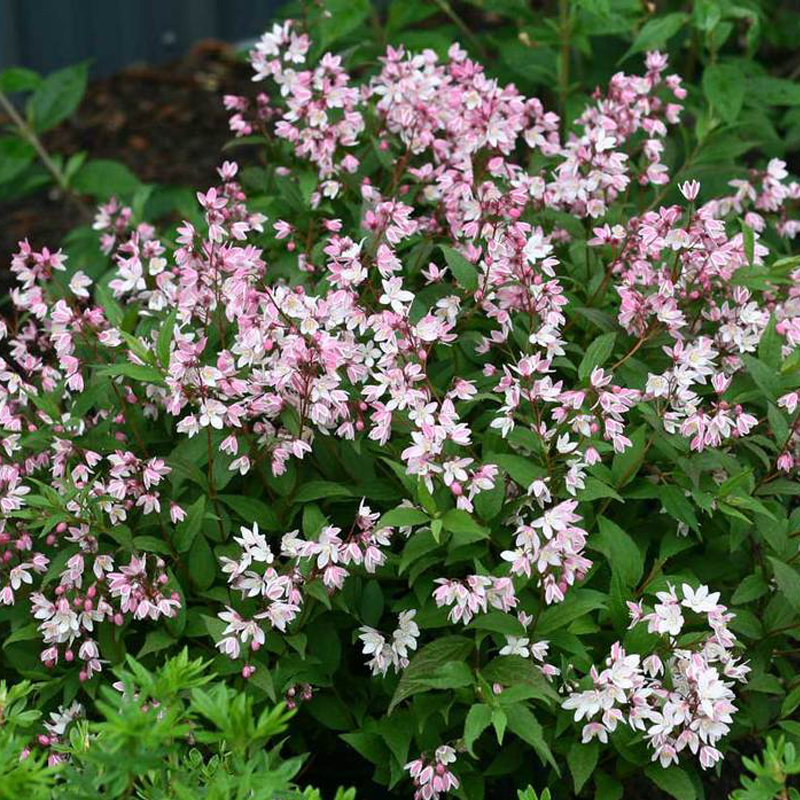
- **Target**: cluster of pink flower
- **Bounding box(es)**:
[432,574,516,624]
[0,398,180,673]
[1,15,791,782]
[500,499,590,605]
[0,519,48,606]
[358,609,420,676]
[405,745,460,800]
[248,21,361,198]
[499,612,560,681]
[777,389,800,470]
[216,504,398,661]
[705,158,800,240]
[30,549,178,680]
[27,700,84,766]
[563,584,749,770]
[284,681,314,710]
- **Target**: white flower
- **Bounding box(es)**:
[500,635,530,658]
[523,228,553,263]
[681,584,720,614]
[68,270,92,298]
[379,277,415,313]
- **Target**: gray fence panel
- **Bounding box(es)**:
[0,0,283,77]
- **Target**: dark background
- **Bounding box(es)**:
[0,0,283,77]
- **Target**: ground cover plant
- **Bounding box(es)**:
[1,1,800,798]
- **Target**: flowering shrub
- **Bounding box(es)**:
[0,649,356,799]
[2,3,800,799]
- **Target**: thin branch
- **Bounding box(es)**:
[0,87,68,191]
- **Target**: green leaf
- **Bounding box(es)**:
[414,661,474,691]
[504,705,558,772]
[611,425,647,487]
[703,64,744,124]
[769,557,800,613]
[537,590,606,635]
[441,509,488,540]
[340,732,390,767]
[303,503,327,536]
[377,506,430,529]
[464,704,493,755]
[379,711,414,766]
[388,636,474,713]
[758,315,782,370]
[578,333,616,380]
[26,62,88,132]
[474,479,505,521]
[441,245,479,294]
[487,453,546,489]
[480,655,557,703]
[742,354,782,400]
[567,739,598,794]
[594,516,644,587]
[133,536,172,555]
[95,282,124,327]
[318,0,370,51]
[3,623,41,648]
[399,530,440,574]
[188,534,216,591]
[218,494,280,531]
[742,221,755,267]
[0,137,35,184]
[137,629,177,658]
[621,13,688,61]
[468,612,526,637]
[491,707,507,745]
[595,772,623,800]
[577,477,622,503]
[749,76,800,106]
[644,765,696,800]
[72,159,141,198]
[293,481,355,502]
[248,663,276,701]
[781,685,800,719]
[732,573,768,604]
[97,362,164,385]
[157,309,177,369]
[359,580,384,627]
[173,496,206,553]
[658,484,699,532]
[0,66,41,93]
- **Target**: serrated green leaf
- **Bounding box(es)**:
[173,497,206,553]
[157,309,177,369]
[621,13,688,62]
[769,557,800,613]
[644,764,696,800]
[377,506,430,529]
[464,704,493,755]
[567,739,598,794]
[594,516,644,587]
[703,63,744,124]
[504,704,559,772]
[293,481,355,502]
[218,494,280,531]
[441,245,479,294]
[27,62,88,132]
[388,636,474,713]
[578,333,616,381]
